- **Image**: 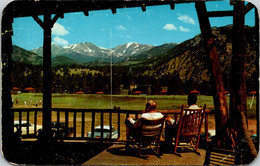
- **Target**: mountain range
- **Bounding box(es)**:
[18,42,176,66]
[12,25,257,86]
[11,25,257,93]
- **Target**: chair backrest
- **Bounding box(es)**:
[177,104,206,138]
[138,117,165,142]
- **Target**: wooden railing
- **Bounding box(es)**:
[11,108,214,142]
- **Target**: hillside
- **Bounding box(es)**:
[136,25,257,93]
[51,56,77,66]
[129,42,177,60]
[12,45,43,65]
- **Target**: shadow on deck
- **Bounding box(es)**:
[3,140,235,165]
[4,140,112,165]
[83,143,207,165]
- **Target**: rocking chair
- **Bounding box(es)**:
[126,117,165,157]
[173,104,206,156]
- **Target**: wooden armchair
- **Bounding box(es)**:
[126,117,165,157]
[173,104,206,156]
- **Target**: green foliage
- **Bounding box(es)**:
[12,45,43,65]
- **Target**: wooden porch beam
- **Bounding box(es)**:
[255,7,259,152]
[170,3,175,10]
[230,1,257,161]
[207,2,254,18]
[42,13,52,137]
[195,1,228,141]
[234,2,255,17]
[1,13,15,155]
[32,15,44,29]
[207,10,234,17]
[50,13,63,26]
[141,3,146,12]
[32,13,62,139]
[241,3,255,15]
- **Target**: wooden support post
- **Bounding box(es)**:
[230,1,257,161]
[42,13,53,138]
[195,2,228,140]
[255,7,259,152]
[32,13,62,140]
[1,12,15,154]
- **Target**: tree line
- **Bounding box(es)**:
[11,62,257,95]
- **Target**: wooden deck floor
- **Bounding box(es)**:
[207,148,235,165]
[83,144,207,165]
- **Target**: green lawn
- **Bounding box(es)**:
[12,93,216,110]
[11,93,257,112]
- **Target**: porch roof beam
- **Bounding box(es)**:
[207,10,234,17]
[5,1,174,18]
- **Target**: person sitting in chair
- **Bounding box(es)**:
[125,100,164,138]
[164,93,200,146]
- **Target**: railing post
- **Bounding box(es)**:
[81,111,85,138]
[205,114,209,142]
[91,111,95,138]
[26,110,29,135]
[34,110,37,134]
[118,112,120,139]
[65,111,69,137]
[57,110,60,132]
[100,111,104,142]
[73,111,77,138]
[135,113,138,120]
[19,111,22,131]
[109,111,112,139]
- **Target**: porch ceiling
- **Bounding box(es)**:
[3,0,191,18]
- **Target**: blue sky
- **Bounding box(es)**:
[12,1,256,50]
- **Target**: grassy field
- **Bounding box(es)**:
[11,92,257,113]
[12,93,216,109]
[11,93,257,138]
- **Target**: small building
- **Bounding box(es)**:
[24,87,36,93]
[11,87,19,94]
[189,90,200,94]
[134,91,143,95]
[76,91,84,94]
[160,90,167,95]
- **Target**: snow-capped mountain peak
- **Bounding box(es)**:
[30,42,155,63]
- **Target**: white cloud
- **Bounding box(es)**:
[163,24,177,31]
[53,36,69,45]
[179,26,190,32]
[177,14,195,25]
[52,23,69,36]
[116,25,126,31]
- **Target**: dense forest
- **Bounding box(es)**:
[11,60,257,96]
